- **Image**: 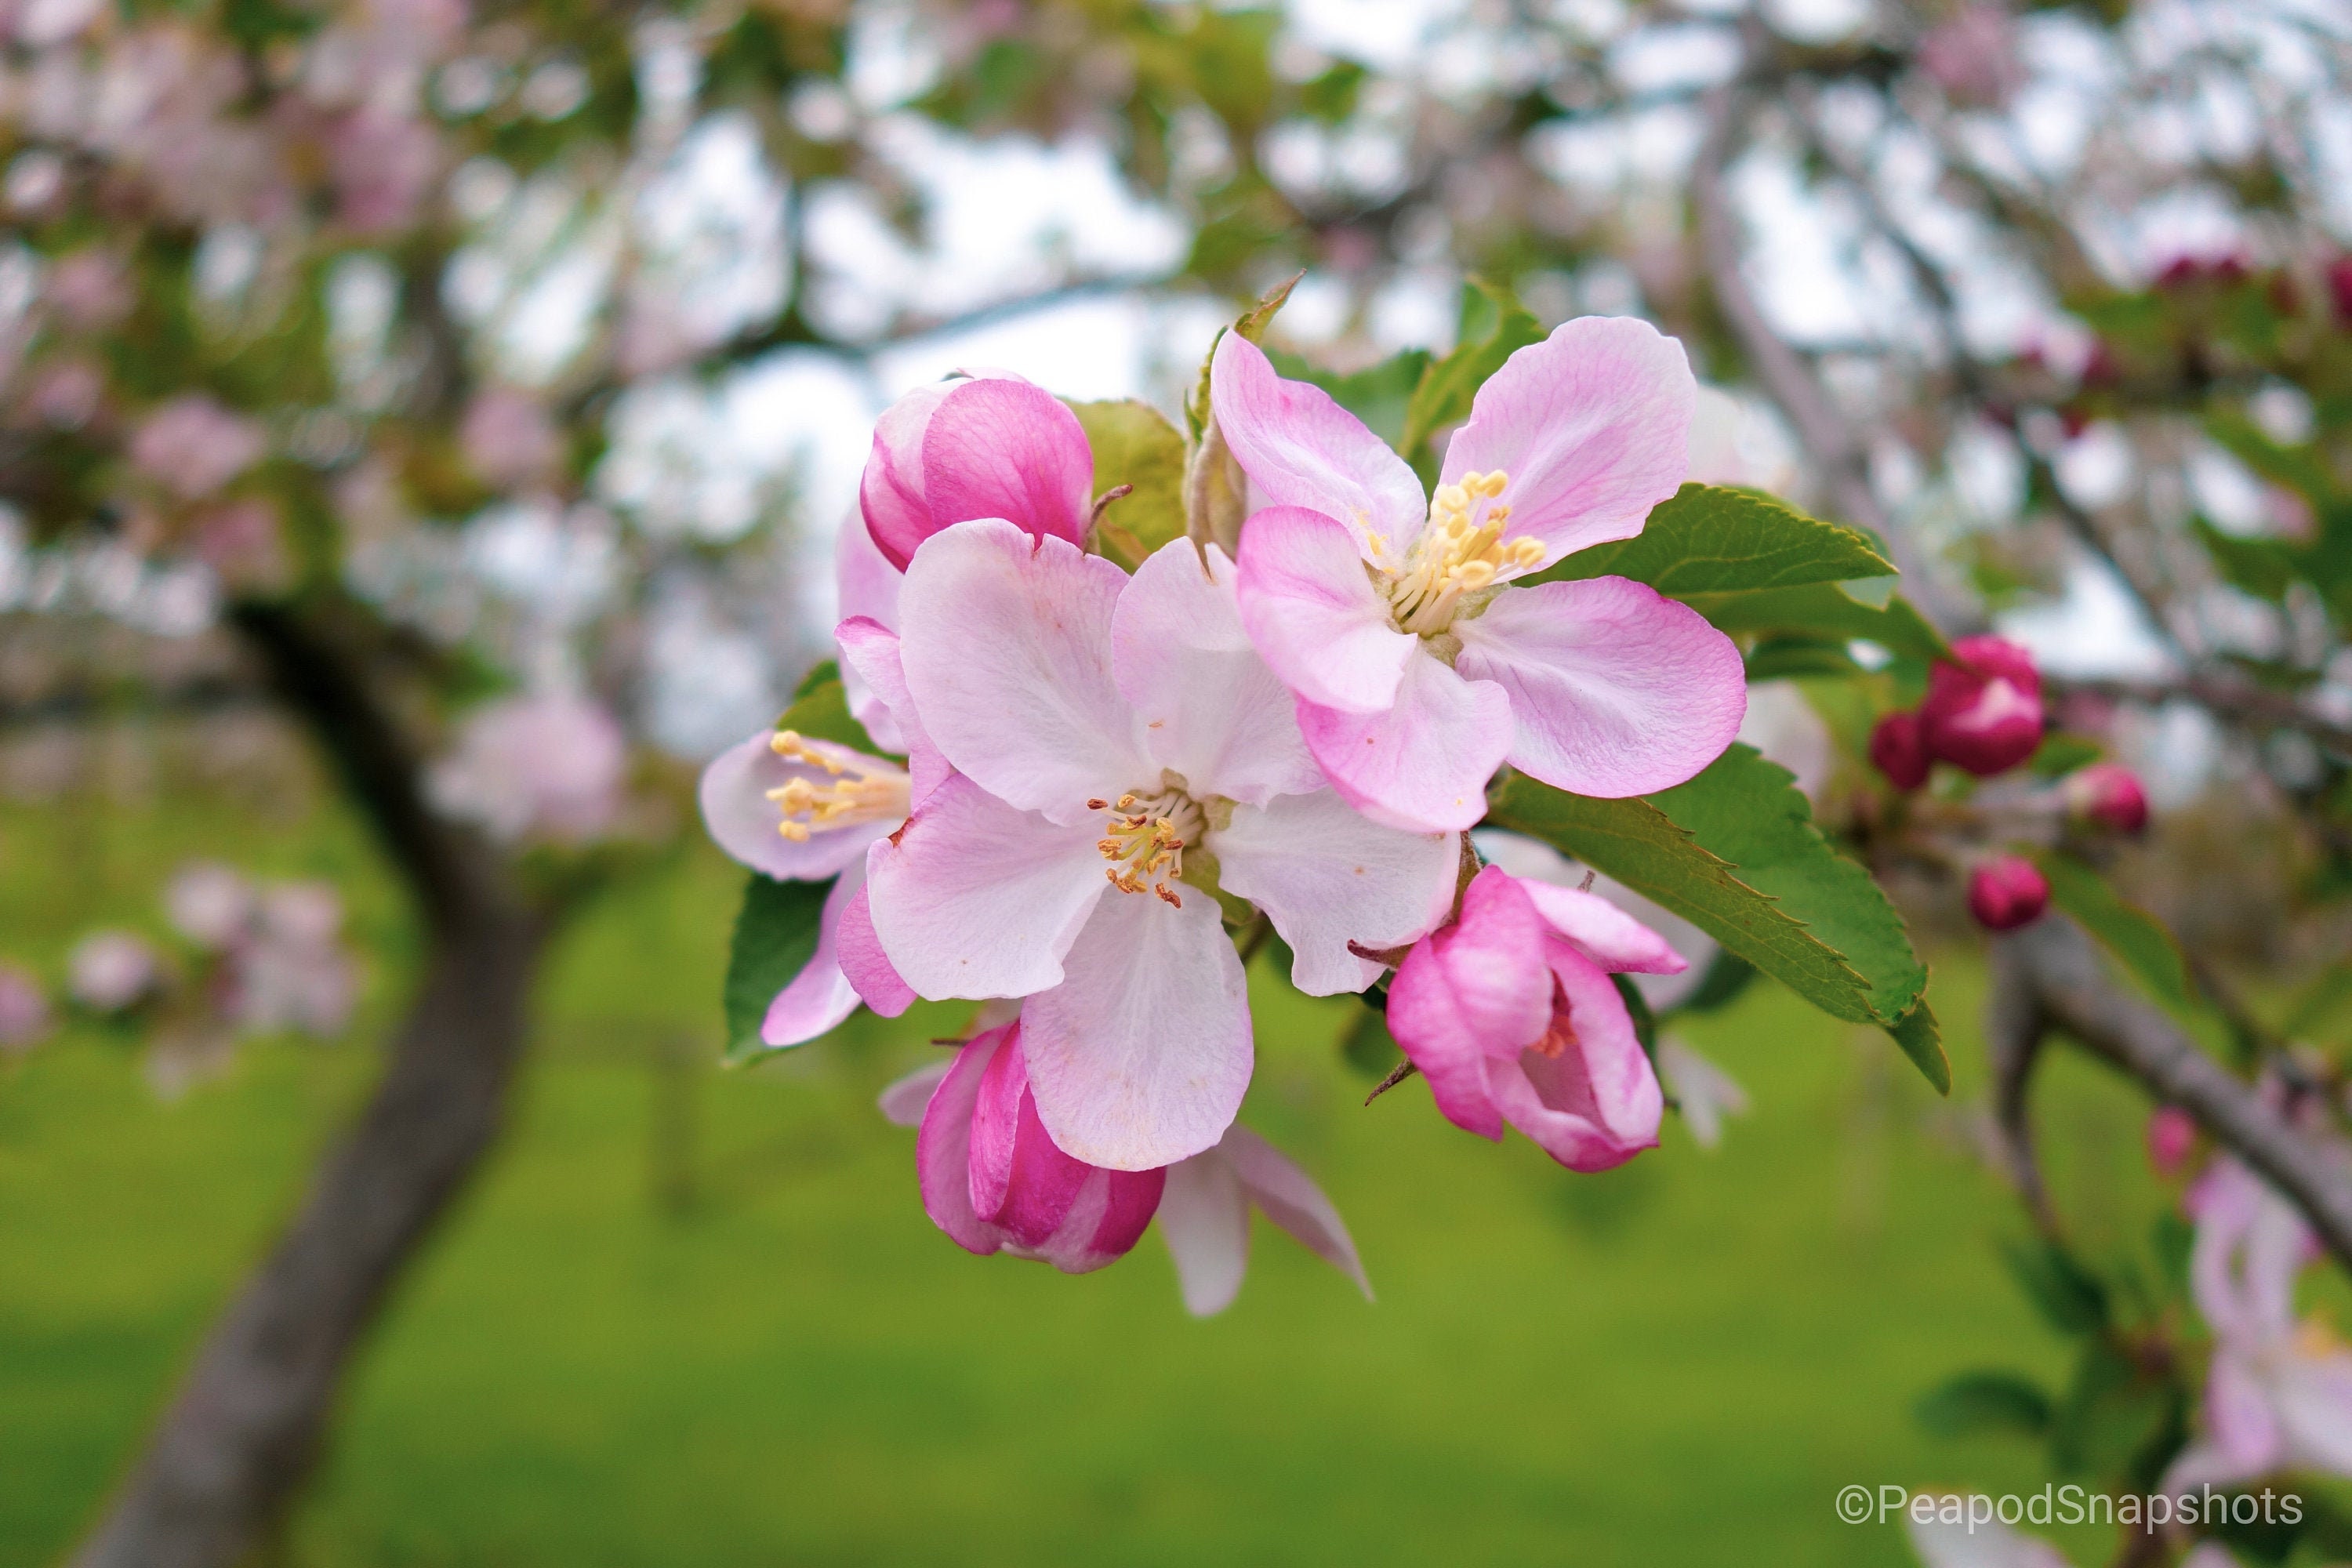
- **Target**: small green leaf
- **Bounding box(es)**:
[723,873,833,1062]
[1234,271,1301,345]
[1265,345,1432,451]
[1484,772,1877,1030]
[1743,637,1860,681]
[2028,732,2105,778]
[1916,1371,2055,1439]
[772,672,880,755]
[1886,999,1948,1095]
[2036,853,2191,1008]
[2194,517,2299,604]
[2003,1238,2111,1337]
[1535,484,1893,597]
[1068,398,1186,568]
[1676,581,1952,662]
[1185,274,1301,444]
[1399,278,1542,460]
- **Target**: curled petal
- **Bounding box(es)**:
[1384,867,1555,1140]
[1211,790,1456,996]
[1453,576,1746,799]
[917,1025,1014,1255]
[1483,942,1663,1172]
[1439,316,1694,568]
[970,1033,1093,1247]
[760,865,866,1048]
[1298,648,1513,833]
[1232,505,1415,714]
[1515,882,1685,975]
[919,378,1093,552]
[1210,332,1426,555]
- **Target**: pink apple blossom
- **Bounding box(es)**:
[129,394,267,500]
[698,618,937,1047]
[68,929,163,1013]
[461,387,564,491]
[166,861,256,949]
[0,961,53,1051]
[865,518,1461,1169]
[1384,862,1678,1172]
[228,881,358,1036]
[858,369,1092,572]
[2165,1158,2352,1494]
[428,689,626,843]
[1209,320,1746,832]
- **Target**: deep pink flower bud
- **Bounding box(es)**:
[2064,761,2149,836]
[1869,710,1931,790]
[916,1022,1166,1273]
[2147,1105,2198,1178]
[858,372,1094,571]
[1967,855,2049,931]
[1920,635,2043,777]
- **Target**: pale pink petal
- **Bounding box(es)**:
[919,378,1093,551]
[1221,1123,1371,1301]
[699,730,889,880]
[1159,1145,1251,1316]
[760,865,866,1047]
[1515,882,1686,975]
[2161,1439,2260,1499]
[897,519,1145,822]
[1021,883,1252,1171]
[1483,942,1663,1172]
[2208,1349,2285,1473]
[863,773,1108,1000]
[1438,316,1694,567]
[1298,648,1513,833]
[1383,868,1555,1140]
[1113,538,1321,806]
[1906,1513,2075,1568]
[861,381,955,572]
[1210,789,1457,996]
[877,1059,952,1127]
[1453,576,1746,799]
[833,509,906,750]
[970,1033,1093,1247]
[917,1026,1010,1255]
[835,875,916,1018]
[1210,332,1426,554]
[2276,1348,2352,1475]
[834,616,948,808]
[1232,506,1417,713]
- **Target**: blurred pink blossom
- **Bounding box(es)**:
[44,249,132,331]
[460,387,563,490]
[1918,5,2025,107]
[428,690,627,842]
[228,881,357,1036]
[0,961,53,1052]
[167,861,256,949]
[130,395,267,500]
[329,109,439,233]
[2148,1105,2198,1178]
[191,498,291,591]
[68,929,163,1012]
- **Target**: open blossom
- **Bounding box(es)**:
[428,690,626,843]
[129,394,267,500]
[699,618,938,1047]
[1385,863,1679,1171]
[2165,1158,2352,1494]
[68,930,163,1013]
[880,1042,1369,1310]
[1209,319,1746,832]
[866,519,1460,1169]
[1920,636,2042,777]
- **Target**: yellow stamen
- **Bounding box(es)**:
[1382,469,1535,637]
[1091,786,1203,903]
[764,730,909,844]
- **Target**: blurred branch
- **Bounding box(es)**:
[1984,939,2064,1239]
[2055,673,2352,757]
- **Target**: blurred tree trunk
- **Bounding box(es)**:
[71,602,552,1568]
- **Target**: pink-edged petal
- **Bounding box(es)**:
[1383,867,1554,1140]
[1210,332,1426,554]
[861,383,953,572]
[1232,505,1415,713]
[917,1025,1011,1255]
[835,873,916,1018]
[877,1058,952,1127]
[2208,1349,2285,1473]
[760,865,866,1047]
[833,507,906,750]
[699,730,890,880]
[1516,881,1685,975]
[1222,1123,1371,1301]
[1113,538,1321,806]
[1159,1144,1251,1316]
[969,1032,1092,1247]
[1024,1164,1168,1275]
[898,519,1145,822]
[1021,882,1251,1171]
[1485,942,1663,1172]
[834,615,947,808]
[1453,576,1746,799]
[919,378,1093,551]
[1439,316,1694,567]
[863,772,1108,1000]
[1298,648,1513,833]
[1210,790,1457,996]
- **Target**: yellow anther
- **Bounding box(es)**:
[1434,484,1469,514]
[764,733,909,844]
[769,729,847,775]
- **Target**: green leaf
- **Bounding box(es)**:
[1069,398,1186,568]
[1743,637,1861,681]
[1483,772,1876,1030]
[1399,278,1542,460]
[1265,346,1432,451]
[2037,852,2191,1008]
[2028,732,2105,778]
[1338,1000,1402,1079]
[772,672,879,755]
[1646,746,1942,1088]
[2194,517,2299,604]
[2004,1238,2111,1337]
[1184,273,1301,444]
[1675,581,1953,663]
[1915,1371,2055,1439]
[722,873,832,1063]
[1535,484,1893,597]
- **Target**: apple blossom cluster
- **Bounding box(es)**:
[703,318,1755,1312]
[1867,636,2151,935]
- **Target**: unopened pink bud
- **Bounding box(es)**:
[1869,710,1931,791]
[2147,1105,2197,1177]
[1921,635,2043,778]
[1967,855,2049,931]
[2064,762,2148,836]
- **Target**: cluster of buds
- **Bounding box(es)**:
[1867,637,2150,933]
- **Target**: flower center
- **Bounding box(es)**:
[1370,470,1544,639]
[1087,783,1206,907]
[767,730,911,842]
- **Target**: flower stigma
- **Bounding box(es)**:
[766,731,911,843]
[1372,470,1544,641]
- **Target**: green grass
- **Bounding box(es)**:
[0,794,2180,1566]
